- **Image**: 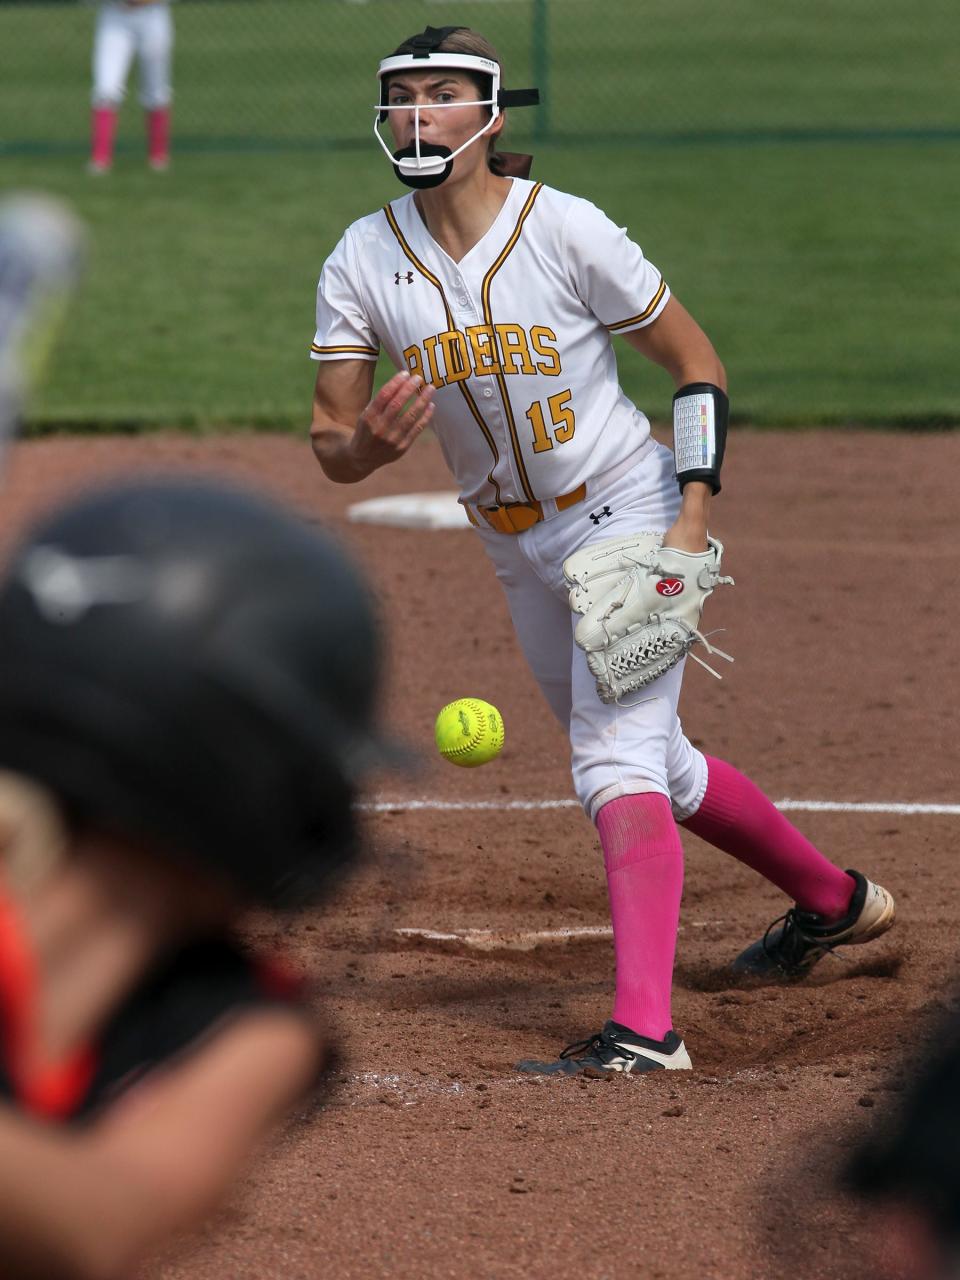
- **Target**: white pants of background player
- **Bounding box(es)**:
[476,440,709,824]
[92,3,173,109]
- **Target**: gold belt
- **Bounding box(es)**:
[467,482,588,535]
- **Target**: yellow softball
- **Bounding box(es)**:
[434,698,504,768]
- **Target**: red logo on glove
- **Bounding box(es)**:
[656,578,684,597]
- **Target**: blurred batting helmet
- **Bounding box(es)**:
[0,478,393,907]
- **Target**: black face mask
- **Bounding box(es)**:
[391,142,454,189]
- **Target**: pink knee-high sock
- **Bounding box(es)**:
[596,792,684,1041]
[681,755,855,920]
[90,107,118,168]
[147,107,170,165]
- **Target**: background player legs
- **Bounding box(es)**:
[90,6,136,172]
[145,102,171,171]
[137,3,174,170]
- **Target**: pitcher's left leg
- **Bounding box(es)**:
[682,755,852,915]
[681,754,895,978]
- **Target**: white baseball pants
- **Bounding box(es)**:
[92,3,173,110]
[475,441,709,823]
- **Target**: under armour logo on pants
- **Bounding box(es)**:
[589,506,612,524]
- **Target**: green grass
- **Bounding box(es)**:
[4,0,959,147]
[1,0,958,428]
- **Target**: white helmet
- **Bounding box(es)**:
[374,26,540,189]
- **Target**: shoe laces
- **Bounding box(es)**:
[760,908,812,970]
[559,1026,637,1065]
[762,907,850,972]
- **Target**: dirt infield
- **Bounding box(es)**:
[4,428,958,1279]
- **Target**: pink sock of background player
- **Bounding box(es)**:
[90,107,117,169]
[147,107,170,166]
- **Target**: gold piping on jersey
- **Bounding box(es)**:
[606,277,667,333]
[311,342,380,356]
[480,182,544,505]
[382,202,504,506]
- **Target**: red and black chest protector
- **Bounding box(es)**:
[0,888,312,1124]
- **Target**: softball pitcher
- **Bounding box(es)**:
[89,0,173,173]
[309,26,895,1076]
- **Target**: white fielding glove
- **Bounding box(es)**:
[563,533,734,704]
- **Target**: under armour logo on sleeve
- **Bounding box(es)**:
[588,506,613,524]
[394,271,414,285]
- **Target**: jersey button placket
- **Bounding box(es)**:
[450,279,501,446]
[451,275,474,314]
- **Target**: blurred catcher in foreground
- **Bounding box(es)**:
[0,478,391,1280]
[845,1001,960,1280]
[0,194,394,1280]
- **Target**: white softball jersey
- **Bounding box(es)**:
[311,179,670,508]
[311,178,710,821]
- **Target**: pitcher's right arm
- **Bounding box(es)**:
[310,363,434,484]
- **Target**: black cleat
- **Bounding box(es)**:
[732,869,895,980]
[516,1020,692,1076]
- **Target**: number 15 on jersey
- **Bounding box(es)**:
[526,389,575,453]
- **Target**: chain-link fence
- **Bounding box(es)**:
[3,0,958,426]
[2,0,958,156]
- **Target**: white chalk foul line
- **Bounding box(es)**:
[775,800,960,815]
[393,921,723,952]
[395,925,612,951]
[362,799,580,812]
[362,798,960,816]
